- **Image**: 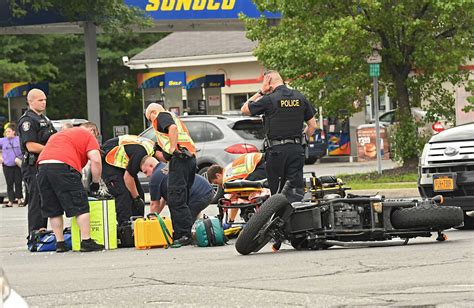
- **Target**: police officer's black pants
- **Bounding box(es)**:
[265,143,305,195]
[22,164,47,233]
[168,155,196,239]
[102,164,144,225]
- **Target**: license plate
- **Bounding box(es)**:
[433,175,455,192]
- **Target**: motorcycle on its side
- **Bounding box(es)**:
[235,180,464,255]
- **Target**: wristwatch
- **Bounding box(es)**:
[258,90,264,96]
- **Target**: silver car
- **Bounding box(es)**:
[140,115,265,175]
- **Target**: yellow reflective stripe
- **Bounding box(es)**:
[106,135,155,169]
[155,111,195,154]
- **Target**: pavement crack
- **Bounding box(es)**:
[356,257,470,272]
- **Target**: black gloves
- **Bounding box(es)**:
[132,196,146,214]
[89,182,100,195]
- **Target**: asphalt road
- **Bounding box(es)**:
[2,204,474,307]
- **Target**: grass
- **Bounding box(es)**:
[337,168,418,190]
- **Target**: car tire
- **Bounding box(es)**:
[210,185,224,205]
[455,211,474,230]
[391,204,463,229]
[305,156,318,165]
[235,194,289,255]
[197,165,211,176]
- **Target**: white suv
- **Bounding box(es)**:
[418,123,474,229]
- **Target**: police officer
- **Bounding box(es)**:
[101,135,158,226]
[241,70,317,202]
[18,88,57,236]
[145,103,197,246]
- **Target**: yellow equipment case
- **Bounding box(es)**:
[134,213,173,249]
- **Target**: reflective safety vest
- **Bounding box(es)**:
[152,111,196,155]
[105,135,155,169]
[223,153,263,183]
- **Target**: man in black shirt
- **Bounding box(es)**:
[145,103,197,246]
[101,135,158,225]
[241,70,317,202]
[18,89,57,237]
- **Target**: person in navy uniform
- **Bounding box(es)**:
[18,88,57,237]
[241,70,317,202]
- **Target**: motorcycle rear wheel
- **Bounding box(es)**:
[235,194,289,255]
[391,204,463,229]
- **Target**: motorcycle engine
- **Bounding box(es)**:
[333,202,363,228]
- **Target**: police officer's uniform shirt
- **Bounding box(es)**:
[249,85,314,122]
[149,162,212,202]
[18,110,56,152]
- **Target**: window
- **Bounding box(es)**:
[141,127,156,141]
[205,122,224,141]
[230,93,249,110]
[232,120,264,140]
[184,121,207,142]
[379,111,395,124]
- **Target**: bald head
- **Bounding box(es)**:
[140,155,159,177]
[264,70,284,86]
[27,88,47,114]
[145,103,165,122]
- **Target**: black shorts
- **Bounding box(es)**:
[37,163,89,218]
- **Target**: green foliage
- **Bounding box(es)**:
[464,80,474,113]
[7,0,151,32]
[338,169,418,189]
[0,32,167,139]
[389,116,428,165]
[243,0,473,165]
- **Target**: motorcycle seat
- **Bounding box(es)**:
[223,179,268,190]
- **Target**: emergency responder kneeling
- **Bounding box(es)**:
[140,156,213,221]
[145,103,197,246]
[207,152,266,225]
[101,134,161,226]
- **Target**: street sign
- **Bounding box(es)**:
[367,50,382,64]
[369,64,380,77]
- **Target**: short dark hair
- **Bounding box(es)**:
[206,164,223,183]
[80,122,99,136]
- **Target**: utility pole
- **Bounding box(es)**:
[367,48,382,174]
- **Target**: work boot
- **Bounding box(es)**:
[80,239,104,252]
[173,235,193,246]
[56,241,69,253]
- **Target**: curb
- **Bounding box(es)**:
[349,188,419,198]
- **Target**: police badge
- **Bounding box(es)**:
[22,121,31,131]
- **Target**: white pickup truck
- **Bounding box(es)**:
[418,123,474,229]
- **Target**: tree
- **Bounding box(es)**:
[243,0,473,166]
[0,32,167,139]
[7,0,150,31]
[2,1,162,138]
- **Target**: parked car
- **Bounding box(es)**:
[377,107,447,136]
[418,123,474,229]
[51,118,88,132]
[139,115,265,192]
[305,128,327,164]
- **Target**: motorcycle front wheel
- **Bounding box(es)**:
[235,194,289,255]
[391,204,463,229]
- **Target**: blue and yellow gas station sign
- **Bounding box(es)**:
[125,0,280,19]
[165,71,186,87]
[3,82,49,98]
